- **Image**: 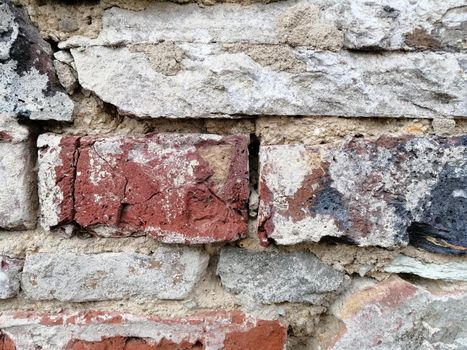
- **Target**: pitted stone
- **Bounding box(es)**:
[217,247,346,304]
[22,247,209,302]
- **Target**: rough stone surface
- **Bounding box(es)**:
[60,0,466,119]
[53,60,78,95]
[385,255,467,281]
[62,0,466,51]
[258,135,467,252]
[37,133,249,243]
[0,311,287,350]
[0,255,23,299]
[0,0,73,121]
[0,117,36,229]
[217,247,346,304]
[70,45,465,119]
[21,247,209,302]
[315,276,467,350]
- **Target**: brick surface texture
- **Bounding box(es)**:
[0,0,466,348]
[38,133,249,243]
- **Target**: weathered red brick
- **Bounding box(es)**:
[38,133,249,243]
[315,276,467,349]
[0,332,15,350]
[0,311,286,349]
[259,135,467,253]
[67,337,203,350]
[222,319,288,350]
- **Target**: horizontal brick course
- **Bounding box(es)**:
[1,0,467,347]
[0,311,287,349]
[38,133,249,243]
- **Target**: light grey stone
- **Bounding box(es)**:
[22,247,209,302]
[432,118,457,135]
[0,2,17,61]
[71,45,466,119]
[53,60,78,94]
[0,1,73,121]
[385,255,467,281]
[61,0,466,51]
[53,50,75,66]
[0,117,36,229]
[217,247,346,304]
[0,255,23,299]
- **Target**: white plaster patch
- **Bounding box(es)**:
[269,214,343,245]
[0,63,74,121]
[385,255,467,281]
[0,119,36,229]
[260,145,309,199]
[37,134,67,229]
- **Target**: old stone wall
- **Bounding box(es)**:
[0,0,466,348]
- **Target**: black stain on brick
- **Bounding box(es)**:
[389,198,413,244]
[309,186,352,231]
[5,0,63,96]
[409,165,467,255]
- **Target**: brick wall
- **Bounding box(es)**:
[0,0,466,348]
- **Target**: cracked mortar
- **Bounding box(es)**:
[257,117,467,146]
[13,0,154,41]
[3,82,466,341]
[43,92,256,137]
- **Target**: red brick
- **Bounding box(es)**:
[0,333,15,350]
[0,311,286,349]
[222,319,287,350]
[315,276,467,349]
[67,337,203,350]
[38,133,249,243]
